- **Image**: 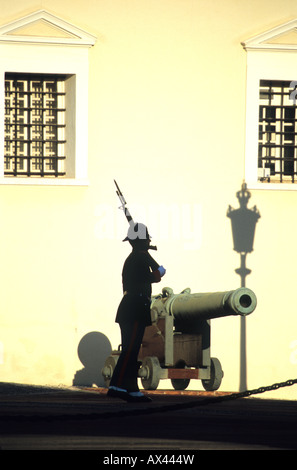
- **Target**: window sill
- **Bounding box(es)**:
[247,181,297,191]
[0,177,89,186]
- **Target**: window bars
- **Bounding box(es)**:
[4,73,66,177]
[258,79,297,183]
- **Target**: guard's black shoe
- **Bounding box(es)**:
[107,388,130,401]
[126,393,152,403]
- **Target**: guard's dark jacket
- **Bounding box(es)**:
[115,249,161,326]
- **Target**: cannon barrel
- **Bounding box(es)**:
[171,288,256,321]
[103,286,257,391]
[152,287,256,326]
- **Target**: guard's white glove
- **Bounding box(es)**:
[158,265,166,277]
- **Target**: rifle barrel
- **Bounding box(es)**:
[114,180,134,224]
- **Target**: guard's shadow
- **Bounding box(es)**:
[73,331,112,388]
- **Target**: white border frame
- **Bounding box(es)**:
[0,10,96,47]
[0,11,96,186]
[243,20,297,191]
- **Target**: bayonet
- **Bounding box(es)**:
[114,179,134,224]
[114,180,157,250]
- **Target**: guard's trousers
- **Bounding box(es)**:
[109,320,146,392]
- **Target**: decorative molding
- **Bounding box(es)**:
[0,10,96,47]
[242,19,297,52]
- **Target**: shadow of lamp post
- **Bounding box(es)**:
[227,181,260,391]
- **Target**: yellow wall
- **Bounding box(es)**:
[1,0,297,400]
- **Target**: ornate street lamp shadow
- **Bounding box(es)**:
[227,182,260,391]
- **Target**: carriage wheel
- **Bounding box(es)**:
[171,360,190,391]
[140,356,161,390]
[101,354,119,388]
[202,357,224,391]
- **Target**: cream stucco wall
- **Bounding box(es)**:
[0,0,297,400]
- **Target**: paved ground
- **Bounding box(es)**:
[0,382,296,453]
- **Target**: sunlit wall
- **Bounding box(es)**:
[0,0,297,400]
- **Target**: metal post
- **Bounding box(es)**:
[227,182,260,393]
[235,253,251,391]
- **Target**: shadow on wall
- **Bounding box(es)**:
[227,181,260,391]
[73,331,112,387]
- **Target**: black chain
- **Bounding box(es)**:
[220,378,297,401]
[135,377,297,416]
[1,378,297,422]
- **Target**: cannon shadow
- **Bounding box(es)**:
[73,331,112,387]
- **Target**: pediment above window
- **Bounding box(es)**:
[0,10,96,47]
[242,19,297,51]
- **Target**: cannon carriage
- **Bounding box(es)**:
[102,286,257,391]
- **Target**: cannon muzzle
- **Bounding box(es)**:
[170,287,256,321]
[151,287,256,332]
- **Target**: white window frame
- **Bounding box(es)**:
[242,19,297,191]
[0,10,96,186]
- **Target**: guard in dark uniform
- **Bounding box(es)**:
[107,222,166,402]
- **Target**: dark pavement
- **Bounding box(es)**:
[0,382,296,452]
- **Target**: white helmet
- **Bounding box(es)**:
[123,222,151,242]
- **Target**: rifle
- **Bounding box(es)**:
[114,180,157,250]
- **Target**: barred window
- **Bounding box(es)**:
[258,79,297,183]
[5,73,66,178]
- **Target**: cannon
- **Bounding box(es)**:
[102,286,257,391]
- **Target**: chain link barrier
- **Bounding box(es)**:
[1,378,297,422]
[217,378,297,402]
[128,377,297,417]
